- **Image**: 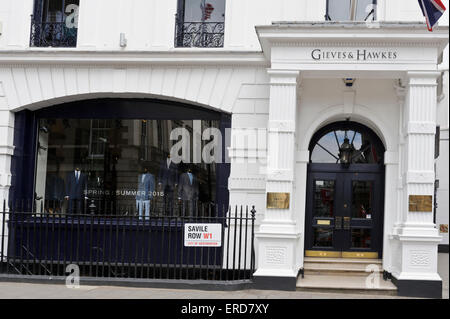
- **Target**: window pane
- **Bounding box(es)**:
[351,228,371,248]
[352,181,373,218]
[327,0,351,20]
[355,0,375,20]
[184,0,225,22]
[43,0,79,25]
[314,180,335,217]
[327,0,376,21]
[37,118,220,216]
[310,125,384,164]
[314,228,333,247]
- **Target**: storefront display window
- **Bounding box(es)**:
[36,118,220,216]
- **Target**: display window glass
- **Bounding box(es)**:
[36,118,220,216]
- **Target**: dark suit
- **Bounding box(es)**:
[158,159,178,189]
[178,172,199,217]
[158,159,178,214]
[65,171,88,214]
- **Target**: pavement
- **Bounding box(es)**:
[0,253,447,299]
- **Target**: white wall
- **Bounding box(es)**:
[2,0,448,52]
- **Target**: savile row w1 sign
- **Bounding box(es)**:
[184,224,222,247]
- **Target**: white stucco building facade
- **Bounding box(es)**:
[0,0,448,298]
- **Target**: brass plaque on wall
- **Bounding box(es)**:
[267,193,290,209]
[409,195,433,212]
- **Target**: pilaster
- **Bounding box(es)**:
[392,71,442,298]
[253,70,301,290]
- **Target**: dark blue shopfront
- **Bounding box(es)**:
[2,98,256,281]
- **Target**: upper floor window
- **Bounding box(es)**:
[30,0,79,47]
[326,0,376,22]
[175,0,226,48]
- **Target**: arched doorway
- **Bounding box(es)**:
[304,121,385,259]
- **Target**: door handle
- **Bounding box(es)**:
[343,217,351,230]
[335,216,342,230]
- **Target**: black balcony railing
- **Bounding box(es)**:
[30,20,78,47]
[0,200,255,283]
[175,19,225,48]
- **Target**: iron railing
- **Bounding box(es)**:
[30,19,78,47]
[175,18,224,48]
[0,200,255,282]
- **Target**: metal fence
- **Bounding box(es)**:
[0,200,255,283]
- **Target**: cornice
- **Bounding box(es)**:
[0,50,268,67]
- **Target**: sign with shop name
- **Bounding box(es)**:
[184,224,222,247]
[266,192,290,209]
[311,49,398,61]
[409,195,433,212]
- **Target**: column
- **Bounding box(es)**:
[393,71,442,298]
[253,70,300,290]
[0,108,14,262]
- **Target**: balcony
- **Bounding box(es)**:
[30,19,78,48]
[175,19,225,48]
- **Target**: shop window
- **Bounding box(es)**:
[36,118,221,217]
[30,0,79,47]
[175,0,226,48]
[326,0,376,21]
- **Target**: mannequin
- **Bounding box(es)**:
[178,166,199,217]
[136,167,155,220]
[65,166,88,214]
[158,154,178,214]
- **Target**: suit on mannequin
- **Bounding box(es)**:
[178,168,199,217]
[136,169,155,219]
[65,168,88,214]
[158,155,178,214]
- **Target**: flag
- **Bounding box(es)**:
[418,0,447,31]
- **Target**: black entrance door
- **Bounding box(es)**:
[305,121,386,259]
[305,164,384,258]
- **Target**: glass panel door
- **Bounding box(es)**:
[340,172,382,258]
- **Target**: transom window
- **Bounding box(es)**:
[30,0,79,47]
[309,121,385,164]
[326,0,377,21]
[175,0,226,48]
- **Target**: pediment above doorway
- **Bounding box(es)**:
[256,22,449,78]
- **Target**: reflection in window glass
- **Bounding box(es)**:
[351,228,371,248]
[352,181,373,218]
[327,0,376,21]
[184,0,225,22]
[314,180,335,217]
[36,119,220,216]
[42,0,79,24]
[314,228,333,247]
[310,126,384,164]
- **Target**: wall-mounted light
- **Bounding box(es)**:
[120,33,127,48]
[343,78,355,87]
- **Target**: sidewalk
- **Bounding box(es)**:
[0,253,447,299]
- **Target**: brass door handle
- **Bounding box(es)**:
[335,216,342,230]
[343,217,351,230]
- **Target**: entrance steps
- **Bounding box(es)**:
[296,257,397,295]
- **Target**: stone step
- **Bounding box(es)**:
[304,257,383,276]
[296,274,397,295]
[304,257,382,264]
